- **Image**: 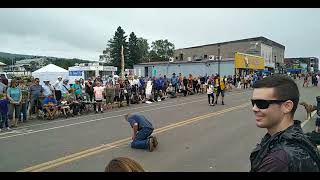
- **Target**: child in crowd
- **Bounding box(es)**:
[0,93,10,132]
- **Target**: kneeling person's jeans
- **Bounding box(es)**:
[131,127,153,149]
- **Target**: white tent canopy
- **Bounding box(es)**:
[32,64,69,86]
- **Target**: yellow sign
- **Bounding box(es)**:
[234,52,265,70]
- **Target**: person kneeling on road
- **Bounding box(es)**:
[125,112,158,152]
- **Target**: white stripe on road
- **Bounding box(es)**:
[9,93,215,130]
[0,91,250,140]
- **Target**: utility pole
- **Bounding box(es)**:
[218,44,221,75]
[121,45,125,80]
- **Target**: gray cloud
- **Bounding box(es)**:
[0,8,319,60]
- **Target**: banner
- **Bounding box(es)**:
[234,52,265,70]
[69,71,83,76]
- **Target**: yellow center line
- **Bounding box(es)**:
[18,102,250,172]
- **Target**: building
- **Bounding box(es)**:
[284,57,319,74]
[134,36,283,77]
[68,62,117,83]
[133,59,235,78]
[3,57,47,75]
[133,52,265,78]
[173,36,285,73]
[0,62,6,72]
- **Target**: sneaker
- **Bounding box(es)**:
[7,127,11,131]
[222,101,225,105]
[152,136,158,148]
[148,138,155,152]
[214,101,217,105]
[100,111,104,113]
[95,111,98,114]
[0,129,2,133]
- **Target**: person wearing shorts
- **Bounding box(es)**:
[214,74,225,105]
[93,81,105,113]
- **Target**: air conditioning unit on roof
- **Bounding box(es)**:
[169,57,174,62]
[209,55,215,60]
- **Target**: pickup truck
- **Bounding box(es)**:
[0,72,14,84]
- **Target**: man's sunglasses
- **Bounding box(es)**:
[251,99,288,109]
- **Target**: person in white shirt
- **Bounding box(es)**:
[206,81,215,106]
[42,80,55,98]
[61,79,71,97]
[53,76,63,101]
[93,81,105,113]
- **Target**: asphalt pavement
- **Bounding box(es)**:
[0,78,319,172]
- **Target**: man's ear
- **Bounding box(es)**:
[282,100,294,114]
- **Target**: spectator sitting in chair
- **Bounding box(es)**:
[166,83,177,98]
[59,96,73,118]
[43,94,58,120]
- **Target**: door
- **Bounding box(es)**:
[144,67,148,77]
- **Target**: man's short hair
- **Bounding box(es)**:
[253,75,299,117]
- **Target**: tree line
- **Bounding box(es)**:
[102,26,175,73]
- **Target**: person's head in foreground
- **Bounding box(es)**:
[252,75,299,135]
[105,157,145,172]
[250,75,320,172]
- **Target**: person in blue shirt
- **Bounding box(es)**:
[7,79,21,127]
[43,94,58,120]
[71,79,82,97]
[158,76,164,92]
[171,73,178,93]
[125,112,158,152]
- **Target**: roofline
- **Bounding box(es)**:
[175,36,285,50]
[134,59,235,66]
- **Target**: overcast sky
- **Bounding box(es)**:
[0,8,319,61]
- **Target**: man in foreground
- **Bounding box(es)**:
[250,75,320,172]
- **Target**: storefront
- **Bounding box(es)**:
[234,52,265,76]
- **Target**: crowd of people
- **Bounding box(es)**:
[0,71,253,131]
[0,71,293,132]
[2,72,320,172]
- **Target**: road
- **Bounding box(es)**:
[0,79,319,172]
